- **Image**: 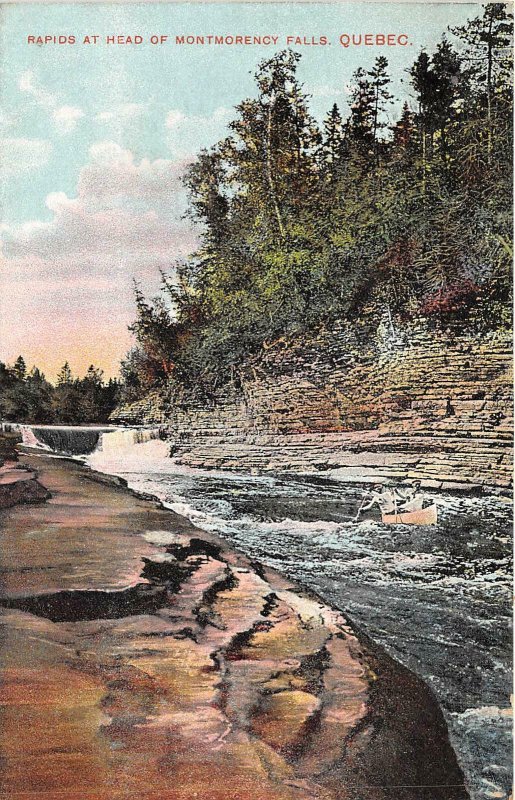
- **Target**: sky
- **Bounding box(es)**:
[0,1,481,380]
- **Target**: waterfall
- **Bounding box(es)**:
[11,422,171,468]
[88,428,171,473]
[98,428,162,453]
[18,425,118,456]
[19,425,51,450]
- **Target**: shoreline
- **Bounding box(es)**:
[0,450,469,800]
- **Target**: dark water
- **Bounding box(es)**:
[22,425,512,800]
[31,427,110,455]
[102,465,512,800]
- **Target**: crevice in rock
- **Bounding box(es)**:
[224,617,275,661]
[0,583,168,622]
[166,537,222,561]
[194,566,238,628]
[292,643,331,696]
[261,592,279,617]
[140,556,196,590]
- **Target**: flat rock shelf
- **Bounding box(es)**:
[0,453,469,800]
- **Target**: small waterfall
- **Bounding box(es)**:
[88,428,170,472]
[14,424,168,460]
[98,428,162,453]
[19,426,118,456]
[20,425,51,450]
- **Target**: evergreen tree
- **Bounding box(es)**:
[13,356,26,381]
[321,103,346,180]
[348,67,375,155]
[452,3,513,134]
[367,56,394,159]
[57,362,73,386]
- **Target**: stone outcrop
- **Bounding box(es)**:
[0,433,50,509]
[0,464,51,508]
[113,323,513,492]
[0,453,469,800]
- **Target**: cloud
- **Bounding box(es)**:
[77,140,192,205]
[307,84,346,99]
[0,137,52,175]
[165,106,233,158]
[18,70,85,134]
[19,69,56,109]
[53,105,85,134]
[165,109,187,129]
[96,103,147,122]
[4,141,196,265]
[1,142,198,375]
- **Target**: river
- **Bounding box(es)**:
[19,425,514,800]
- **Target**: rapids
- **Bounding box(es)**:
[16,425,514,800]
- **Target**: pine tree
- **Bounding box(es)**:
[56,362,73,386]
[12,356,26,381]
[452,4,513,128]
[321,103,346,178]
[348,67,375,155]
[392,102,416,149]
[431,38,464,169]
[367,56,394,159]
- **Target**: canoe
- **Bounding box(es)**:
[381,504,438,525]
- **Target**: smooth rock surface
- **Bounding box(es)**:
[0,454,469,800]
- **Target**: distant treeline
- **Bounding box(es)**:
[0,357,121,424]
[121,4,512,403]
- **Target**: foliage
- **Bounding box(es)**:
[0,359,121,424]
[125,5,513,398]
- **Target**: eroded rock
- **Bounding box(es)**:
[0,454,469,800]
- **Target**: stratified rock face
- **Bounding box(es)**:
[113,324,513,491]
[0,454,469,800]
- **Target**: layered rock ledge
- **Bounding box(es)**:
[0,464,50,509]
[0,453,468,800]
[113,324,513,493]
[0,432,50,509]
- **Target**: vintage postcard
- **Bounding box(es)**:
[0,2,512,800]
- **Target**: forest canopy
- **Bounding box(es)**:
[0,358,121,424]
[118,5,513,399]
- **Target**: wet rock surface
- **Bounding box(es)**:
[0,454,469,800]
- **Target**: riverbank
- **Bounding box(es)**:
[83,430,512,800]
[113,325,513,494]
[0,451,469,800]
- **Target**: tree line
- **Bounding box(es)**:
[123,4,512,401]
[0,357,121,424]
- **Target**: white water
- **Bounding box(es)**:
[17,426,513,800]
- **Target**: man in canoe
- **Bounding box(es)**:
[354,483,398,520]
[396,480,425,511]
[355,480,426,520]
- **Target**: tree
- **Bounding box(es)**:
[392,102,416,150]
[321,103,347,180]
[348,67,375,156]
[57,362,73,386]
[12,356,26,381]
[452,3,513,157]
[367,56,394,159]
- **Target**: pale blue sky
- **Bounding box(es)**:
[0,2,482,377]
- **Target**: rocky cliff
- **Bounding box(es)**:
[112,322,513,492]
